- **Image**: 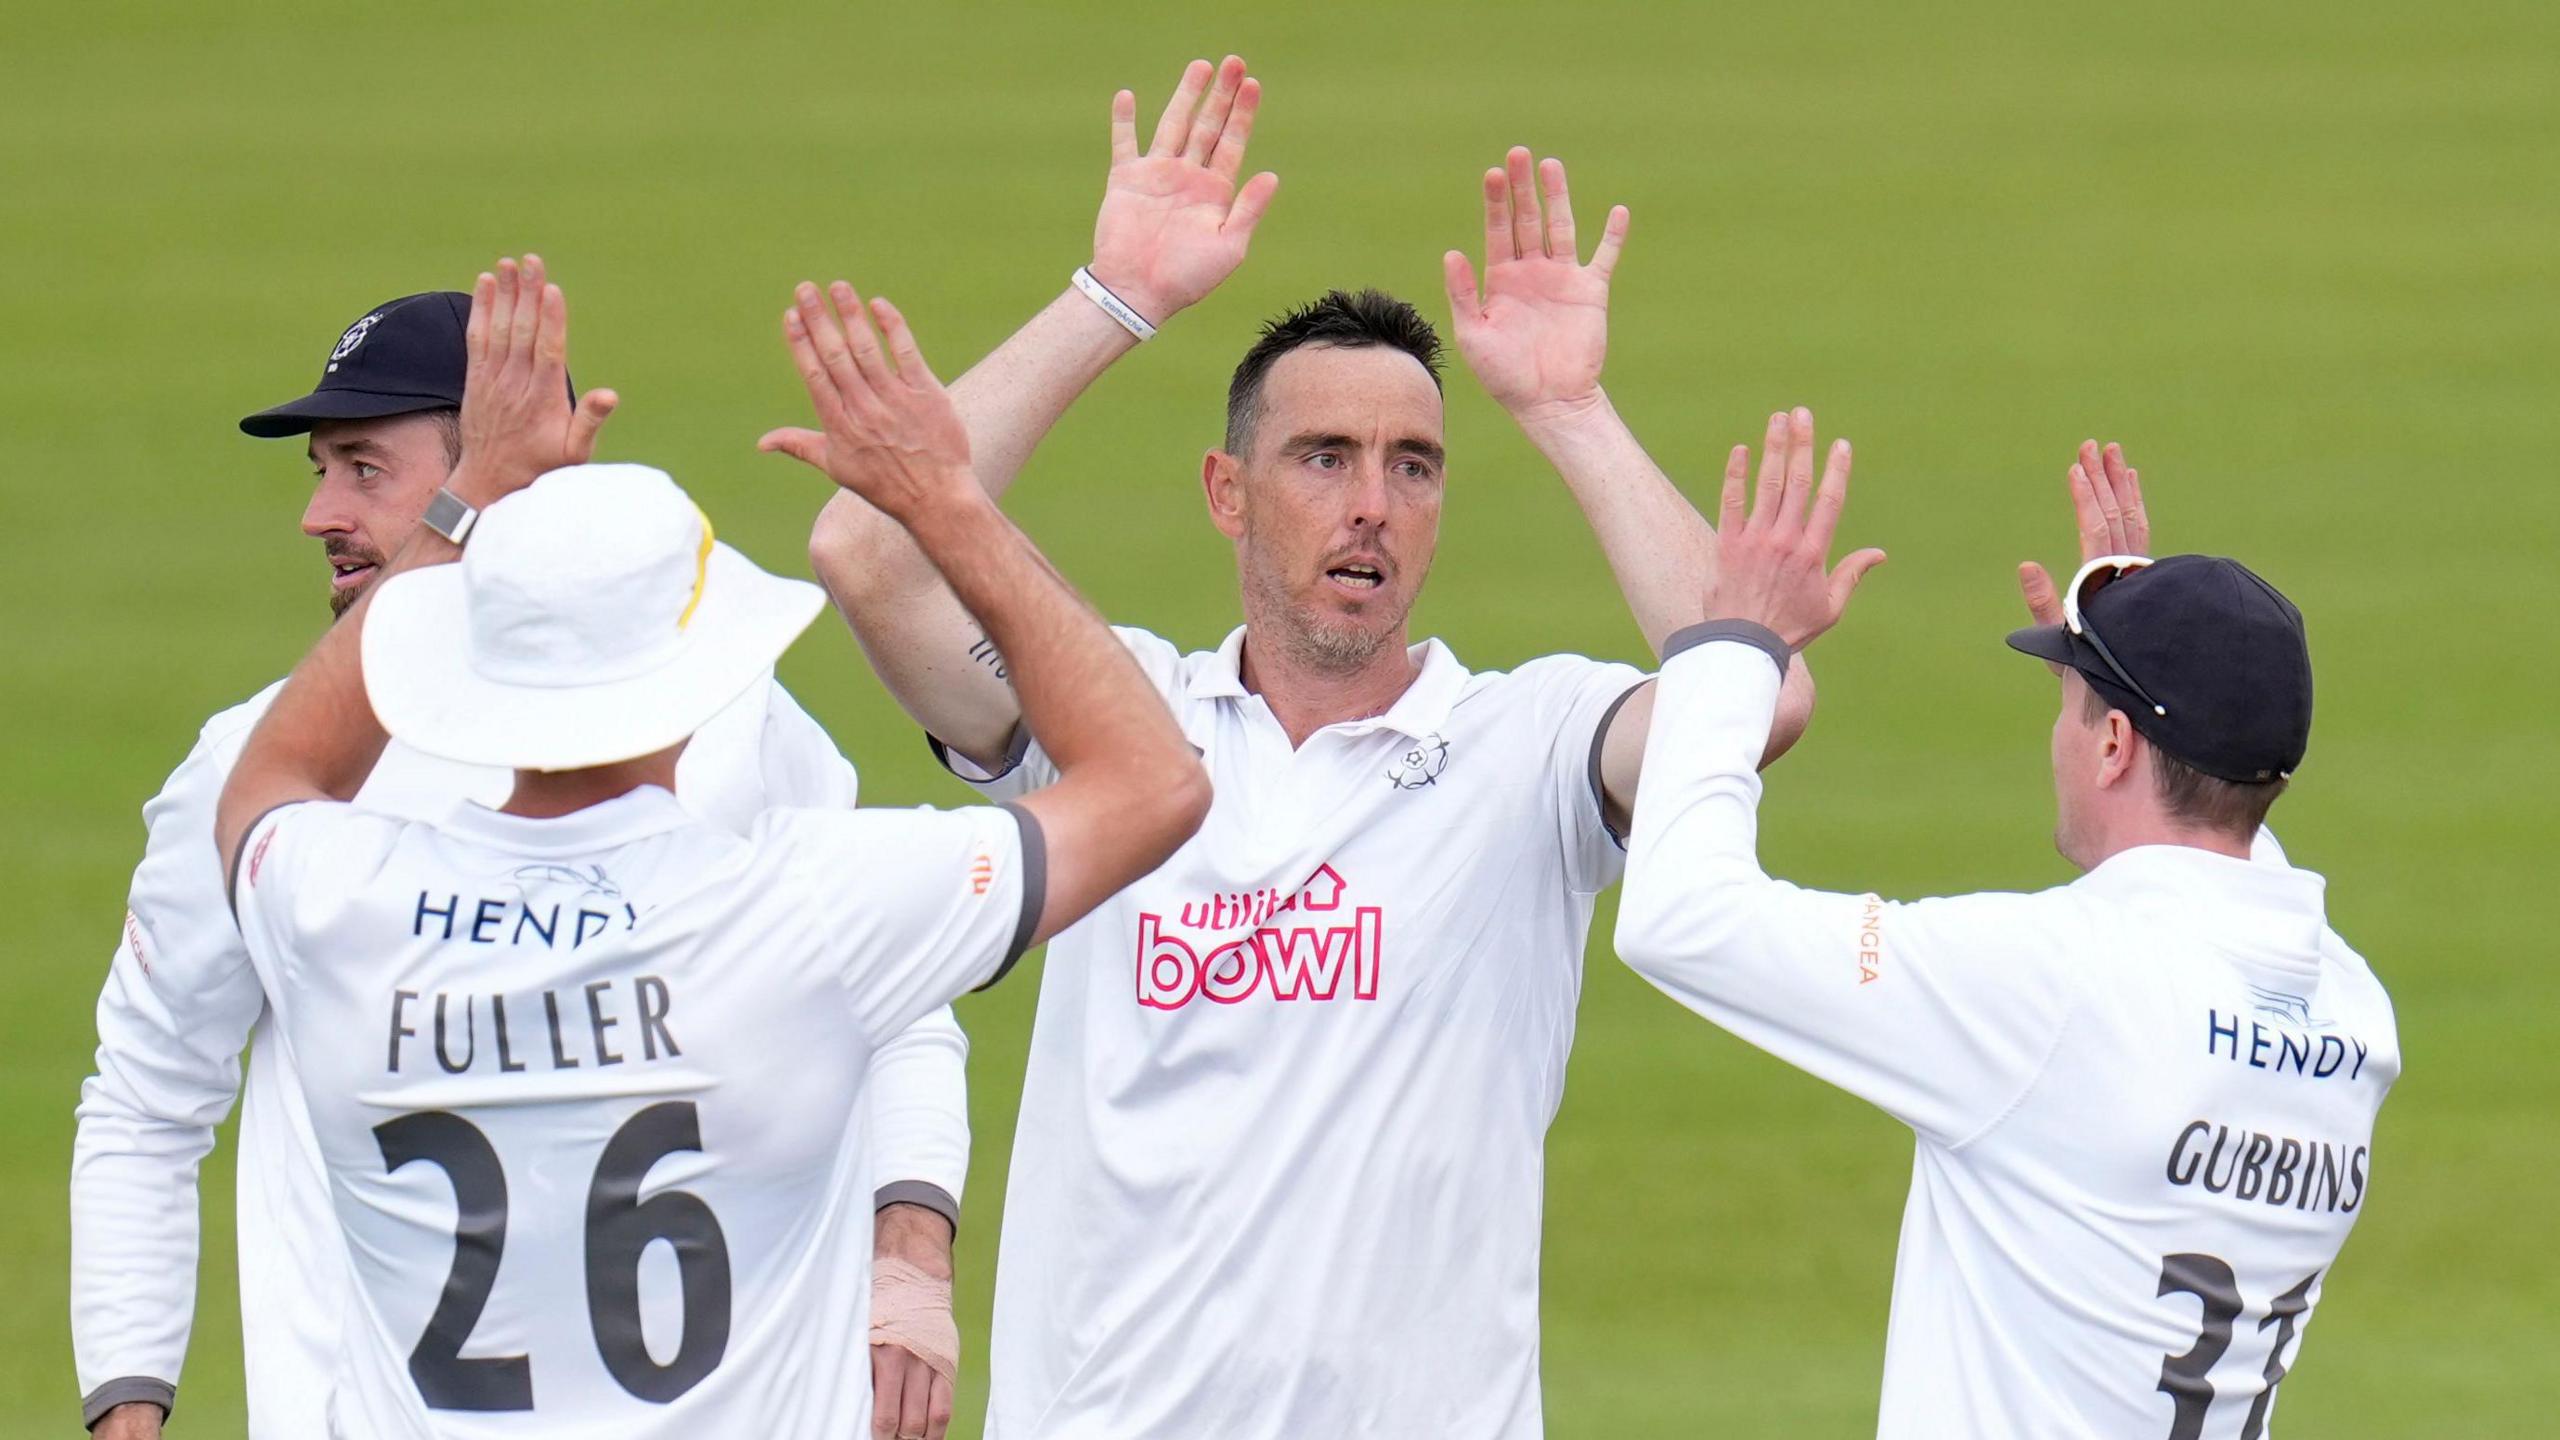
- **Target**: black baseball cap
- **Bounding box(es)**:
[238,291,473,438]
[2006,553,2312,783]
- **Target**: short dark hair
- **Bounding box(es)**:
[1225,289,1443,454]
[423,407,462,467]
[2083,685,2287,836]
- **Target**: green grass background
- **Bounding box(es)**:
[4,0,2553,1433]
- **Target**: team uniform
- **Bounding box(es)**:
[71,677,971,1433]
[942,625,1645,1439]
[1616,637,2399,1439]
[224,782,1037,1439]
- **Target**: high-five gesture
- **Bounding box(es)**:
[1710,407,1887,648]
[454,254,618,504]
[1444,148,1630,422]
[761,282,976,525]
[2018,439,2149,625]
[1089,56,1280,326]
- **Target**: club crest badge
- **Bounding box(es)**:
[1385,732,1450,790]
[327,313,382,371]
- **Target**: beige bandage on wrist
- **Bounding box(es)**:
[869,1257,960,1381]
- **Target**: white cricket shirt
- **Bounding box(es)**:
[1616,638,2400,1439]
[950,626,1646,1440]
[229,786,1035,1439]
[71,677,973,1434]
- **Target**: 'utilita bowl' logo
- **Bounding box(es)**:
[1136,863,1383,1010]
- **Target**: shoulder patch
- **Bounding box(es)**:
[247,822,279,889]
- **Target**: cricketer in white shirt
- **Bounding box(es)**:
[68,675,973,1432]
[948,626,1642,1437]
[72,277,971,1434]
[1614,436,2399,1438]
[191,260,1208,1438]
[800,75,1811,1434]
[227,778,1032,1440]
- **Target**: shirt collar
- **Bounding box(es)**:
[1183,626,1473,740]
[2073,843,2332,981]
[440,784,694,856]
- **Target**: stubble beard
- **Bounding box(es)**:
[1284,611,1392,672]
[1242,553,1397,676]
[325,540,388,620]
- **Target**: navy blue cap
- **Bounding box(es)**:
[239,292,472,438]
[2007,553,2313,783]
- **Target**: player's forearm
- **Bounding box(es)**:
[864,1006,970,1228]
[71,1103,203,1425]
[1762,657,1818,768]
[950,286,1141,495]
[904,492,1186,788]
[813,287,1135,609]
[92,1399,167,1438]
[72,1059,204,1426]
[875,1201,957,1277]
[1513,390,1717,657]
[216,528,459,871]
[810,517,1025,766]
[1616,639,1785,974]
[803,291,1134,761]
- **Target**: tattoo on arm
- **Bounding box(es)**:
[967,631,1009,682]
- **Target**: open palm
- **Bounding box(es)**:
[1445,149,1628,419]
[1089,57,1279,323]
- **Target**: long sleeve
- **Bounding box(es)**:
[1614,640,2088,1147]
[752,682,972,1225]
[70,706,270,1425]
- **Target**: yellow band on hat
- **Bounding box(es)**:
[678,506,714,630]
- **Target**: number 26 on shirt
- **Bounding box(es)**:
[374,1101,732,1411]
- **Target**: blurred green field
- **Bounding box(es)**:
[4,0,2554,1433]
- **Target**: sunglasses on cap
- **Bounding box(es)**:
[2064,554,2170,718]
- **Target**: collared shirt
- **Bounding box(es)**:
[949,625,1645,1440]
[228,785,1034,1439]
[1617,639,2401,1440]
[71,676,972,1434]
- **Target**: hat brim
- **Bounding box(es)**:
[2007,621,2161,729]
[2005,622,2082,668]
[239,388,460,439]
[361,543,826,771]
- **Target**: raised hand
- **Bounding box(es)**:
[1088,56,1280,325]
[1443,148,1629,423]
[1710,407,1886,649]
[456,253,619,502]
[2018,439,2149,625]
[760,281,975,526]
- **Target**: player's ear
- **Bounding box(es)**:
[2095,710,2141,791]
[1202,450,1247,541]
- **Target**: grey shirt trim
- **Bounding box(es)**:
[224,800,301,920]
[84,1376,174,1429]
[1586,681,1651,850]
[874,1180,961,1234]
[1662,618,1791,675]
[978,802,1046,991]
[927,723,1034,784]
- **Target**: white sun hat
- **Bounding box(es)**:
[363,462,826,772]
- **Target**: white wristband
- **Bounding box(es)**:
[1071,267,1157,342]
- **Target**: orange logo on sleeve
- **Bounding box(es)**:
[970,849,995,897]
[248,825,279,888]
[1855,894,1885,985]
[123,910,151,975]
